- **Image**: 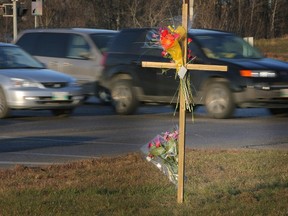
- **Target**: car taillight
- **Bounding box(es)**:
[101,52,108,66]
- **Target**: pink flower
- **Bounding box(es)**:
[161,50,168,57]
[173,33,180,40]
[172,130,179,139]
[163,131,170,140]
[155,138,162,147]
[188,38,192,44]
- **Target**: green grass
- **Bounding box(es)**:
[0,149,288,216]
[255,36,288,61]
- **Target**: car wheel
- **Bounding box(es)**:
[205,82,235,119]
[51,109,74,117]
[111,79,138,115]
[0,89,10,119]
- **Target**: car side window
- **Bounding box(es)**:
[15,33,40,55]
[34,33,69,58]
[67,34,90,59]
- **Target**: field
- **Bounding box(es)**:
[0,149,288,216]
[255,36,288,61]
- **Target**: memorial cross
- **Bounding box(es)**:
[142,0,227,203]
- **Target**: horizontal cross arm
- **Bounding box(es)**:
[142,61,227,72]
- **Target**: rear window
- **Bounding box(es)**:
[109,29,162,56]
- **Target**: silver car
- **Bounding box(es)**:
[0,42,83,118]
[15,28,118,100]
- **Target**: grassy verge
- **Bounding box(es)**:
[0,149,287,216]
[255,36,288,61]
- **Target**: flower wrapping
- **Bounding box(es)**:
[141,128,179,185]
[160,26,186,71]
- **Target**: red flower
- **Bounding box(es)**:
[160,33,176,50]
[188,38,192,44]
[160,29,169,37]
[148,153,154,158]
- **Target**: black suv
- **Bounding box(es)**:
[99,28,288,118]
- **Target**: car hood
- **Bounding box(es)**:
[0,68,75,82]
[218,58,288,71]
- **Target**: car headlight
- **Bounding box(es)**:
[10,78,42,88]
[240,70,277,78]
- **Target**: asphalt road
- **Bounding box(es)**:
[0,99,287,169]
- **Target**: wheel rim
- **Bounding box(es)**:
[0,101,4,114]
[112,85,132,113]
[206,87,229,114]
[0,94,8,118]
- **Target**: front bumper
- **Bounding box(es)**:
[6,88,84,110]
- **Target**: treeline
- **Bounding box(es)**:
[1,0,288,42]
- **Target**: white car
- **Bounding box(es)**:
[0,42,84,118]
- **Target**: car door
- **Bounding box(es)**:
[137,42,179,98]
[62,34,102,96]
[33,32,70,73]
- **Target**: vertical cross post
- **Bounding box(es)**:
[177,0,189,204]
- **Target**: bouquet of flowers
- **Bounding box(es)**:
[141,127,179,185]
[160,26,186,71]
[159,25,195,112]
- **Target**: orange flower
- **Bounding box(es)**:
[160,31,176,50]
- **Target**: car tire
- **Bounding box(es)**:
[51,109,74,117]
[205,82,235,119]
[111,79,138,115]
[0,89,10,119]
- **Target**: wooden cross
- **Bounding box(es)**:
[142,1,227,203]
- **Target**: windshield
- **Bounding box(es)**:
[0,46,44,69]
[193,34,263,59]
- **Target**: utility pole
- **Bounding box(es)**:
[2,0,18,41]
[189,0,194,26]
[12,0,17,40]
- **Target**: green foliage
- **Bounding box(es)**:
[0,149,288,215]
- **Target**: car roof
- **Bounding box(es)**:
[18,28,118,35]
[188,28,233,36]
[117,28,234,38]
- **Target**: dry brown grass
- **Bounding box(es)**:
[0,149,288,216]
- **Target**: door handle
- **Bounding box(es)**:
[49,61,58,66]
[131,60,140,65]
[63,62,72,67]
